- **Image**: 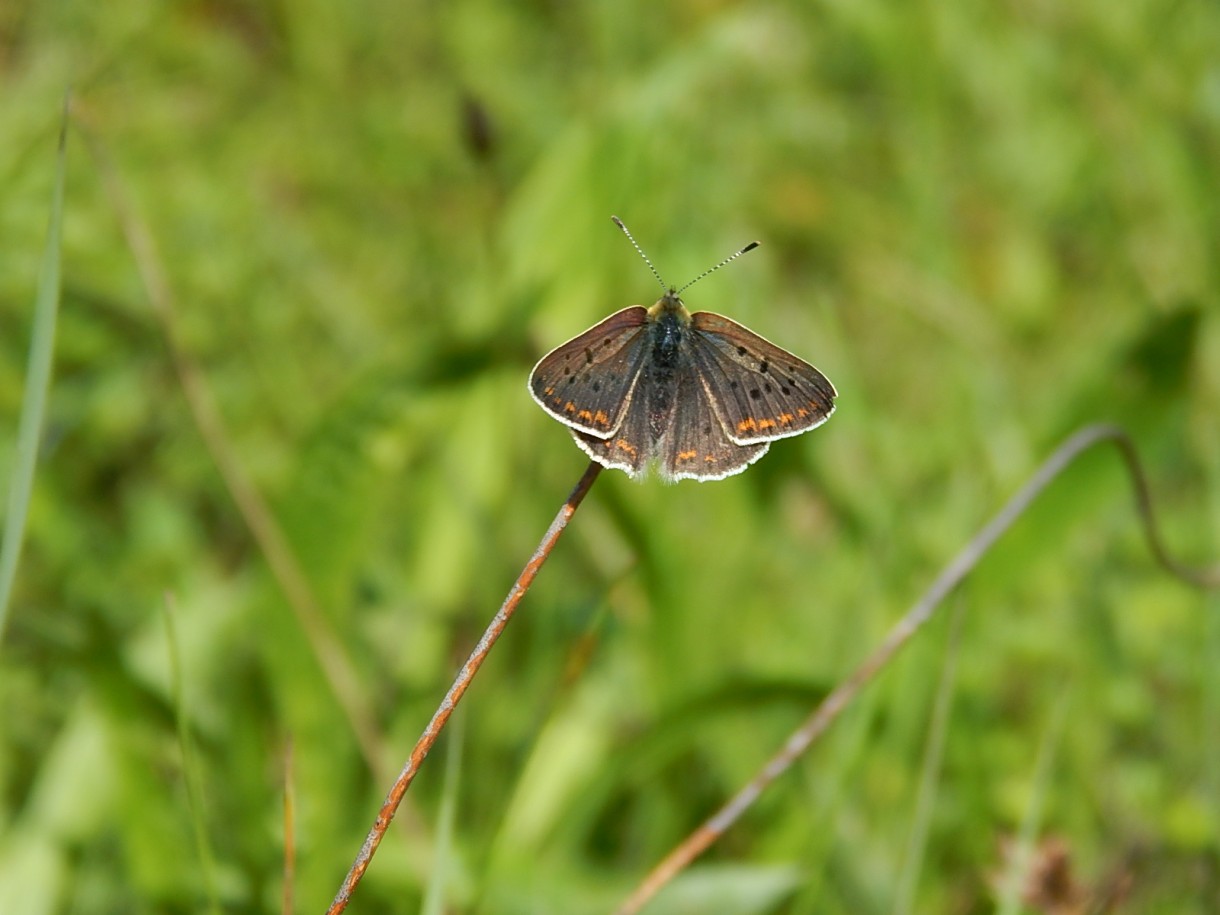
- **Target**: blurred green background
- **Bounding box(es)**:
[2,1,1218,912]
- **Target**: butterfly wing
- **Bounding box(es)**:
[662,363,768,481]
[689,312,836,445]
[570,399,652,479]
[528,306,650,438]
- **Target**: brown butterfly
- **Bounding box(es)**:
[528,217,837,481]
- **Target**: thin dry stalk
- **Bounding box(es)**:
[326,461,602,914]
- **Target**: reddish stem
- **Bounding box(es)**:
[326,461,602,914]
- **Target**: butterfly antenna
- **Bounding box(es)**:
[612,215,668,292]
[675,239,760,295]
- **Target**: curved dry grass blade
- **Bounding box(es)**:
[0,97,68,645]
[326,461,602,915]
[615,423,1219,915]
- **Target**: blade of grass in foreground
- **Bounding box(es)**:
[994,690,1071,915]
[0,98,68,646]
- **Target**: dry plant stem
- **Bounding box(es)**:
[326,460,603,915]
[615,423,1219,915]
[79,124,386,773]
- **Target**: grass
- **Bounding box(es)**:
[1,1,1218,913]
[0,96,64,646]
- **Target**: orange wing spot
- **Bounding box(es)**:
[577,409,594,422]
[593,410,610,426]
[676,449,698,463]
[778,412,794,425]
[564,402,576,413]
[757,418,776,430]
[544,386,555,396]
[703,453,718,463]
[737,417,758,434]
[614,439,638,457]
[796,407,809,418]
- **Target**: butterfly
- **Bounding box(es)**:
[528,217,837,481]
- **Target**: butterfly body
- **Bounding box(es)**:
[530,288,836,482]
[643,293,689,439]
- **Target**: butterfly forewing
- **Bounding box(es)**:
[689,311,837,446]
[529,306,650,438]
[665,363,769,481]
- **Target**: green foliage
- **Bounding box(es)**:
[2,1,1218,912]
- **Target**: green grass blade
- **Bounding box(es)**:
[994,686,1072,915]
[420,709,465,915]
[893,599,966,915]
[0,98,68,645]
[162,595,222,915]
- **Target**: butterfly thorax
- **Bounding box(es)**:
[647,290,692,366]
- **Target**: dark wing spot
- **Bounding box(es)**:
[729,380,739,390]
[749,388,762,400]
[592,381,601,392]
[781,386,791,395]
[759,360,769,373]
[736,346,748,356]
[764,382,773,393]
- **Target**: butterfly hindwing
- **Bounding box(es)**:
[571,397,652,479]
[663,362,769,481]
